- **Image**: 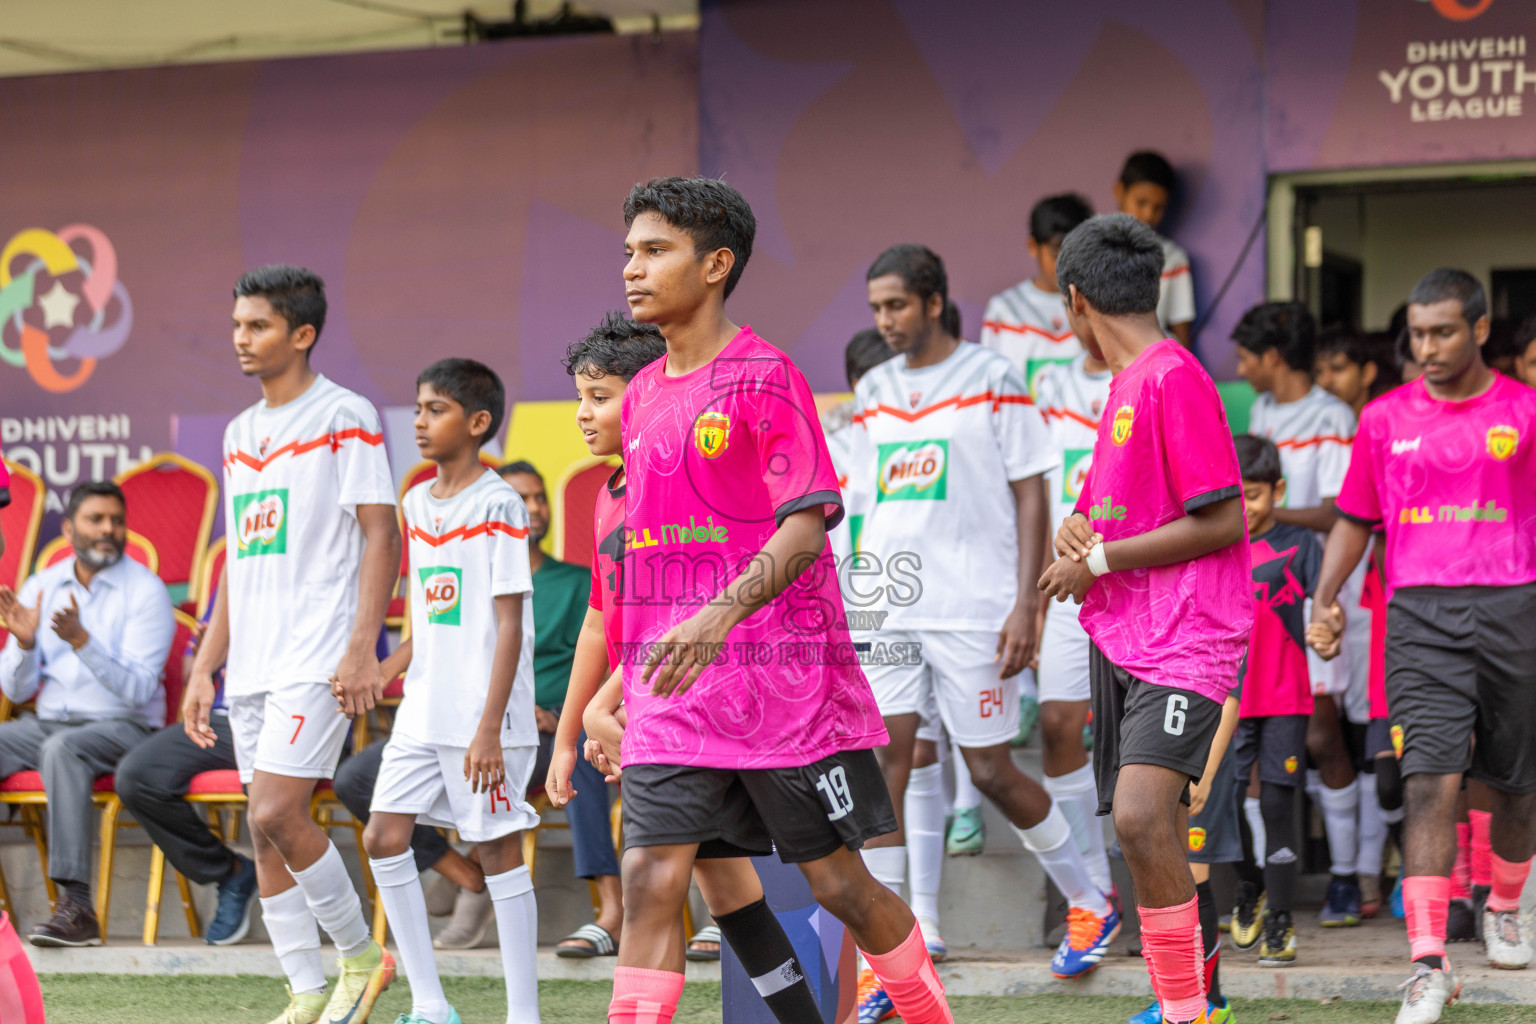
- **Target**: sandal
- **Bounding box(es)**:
[685,924,722,962]
[555,923,618,958]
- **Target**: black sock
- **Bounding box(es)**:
[1415,954,1445,971]
[1196,880,1222,1005]
[1235,805,1265,890]
[55,879,90,908]
[714,897,824,1024]
[1260,782,1299,914]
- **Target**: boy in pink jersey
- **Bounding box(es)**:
[1309,268,1536,1024]
[548,311,831,1024]
[1228,435,1323,967]
[1039,214,1251,1024]
[605,178,951,1024]
[1234,302,1366,928]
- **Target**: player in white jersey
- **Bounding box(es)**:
[980,194,1094,398]
[363,359,541,1024]
[853,246,1118,997]
[1032,352,1116,900]
[185,267,401,1024]
[1234,301,1368,930]
[1114,151,1195,347]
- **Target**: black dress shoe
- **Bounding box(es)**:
[28,899,101,947]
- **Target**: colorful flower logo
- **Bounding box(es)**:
[0,224,132,393]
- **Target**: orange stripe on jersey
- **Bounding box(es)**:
[981,320,1075,343]
[225,427,384,472]
[1160,264,1190,280]
[852,390,1033,425]
[1042,406,1099,429]
[407,520,530,546]
[1273,434,1352,450]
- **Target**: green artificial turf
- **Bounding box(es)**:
[35,975,1536,1024]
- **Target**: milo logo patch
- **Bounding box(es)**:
[419,566,463,626]
[1061,448,1093,505]
[877,440,948,501]
[233,489,288,558]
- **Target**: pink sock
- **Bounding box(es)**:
[1469,810,1493,889]
[1451,823,1472,901]
[1138,898,1204,1024]
[1403,876,1449,963]
[863,922,954,1024]
[608,966,684,1024]
[1488,854,1532,913]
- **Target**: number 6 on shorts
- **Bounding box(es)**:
[1163,694,1187,736]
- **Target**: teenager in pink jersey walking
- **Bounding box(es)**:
[1309,268,1536,1024]
[605,176,953,1024]
[1039,214,1251,1024]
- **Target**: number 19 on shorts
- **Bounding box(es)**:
[815,765,855,822]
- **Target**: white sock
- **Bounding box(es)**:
[1383,804,1404,825]
[1356,783,1388,878]
[289,842,372,959]
[904,763,946,929]
[259,885,326,995]
[486,866,540,1024]
[1014,802,1110,917]
[1043,764,1113,895]
[1244,796,1267,868]
[951,742,982,812]
[371,851,450,1022]
[861,845,906,896]
[1319,778,1360,877]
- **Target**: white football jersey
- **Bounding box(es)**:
[222,375,395,696]
[1248,385,1356,508]
[1157,235,1196,332]
[980,278,1083,397]
[822,403,865,566]
[850,343,1055,631]
[1036,352,1114,546]
[400,470,536,748]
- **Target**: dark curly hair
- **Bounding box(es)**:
[563,310,667,382]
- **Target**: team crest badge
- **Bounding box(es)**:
[1187,827,1207,853]
[1111,405,1134,446]
[1091,399,1104,418]
[1052,316,1063,331]
[258,436,271,457]
[909,392,922,409]
[1390,723,1405,758]
[1284,756,1298,774]
[432,515,443,533]
[1487,425,1518,461]
[693,410,730,460]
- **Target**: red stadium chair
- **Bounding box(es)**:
[194,537,226,620]
[114,454,218,607]
[0,608,196,942]
[35,531,160,576]
[0,460,46,703]
[550,456,618,569]
[0,460,44,593]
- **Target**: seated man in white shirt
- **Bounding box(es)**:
[0,480,175,947]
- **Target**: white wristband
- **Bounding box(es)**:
[1085,542,1110,577]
